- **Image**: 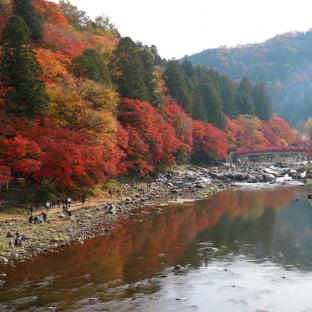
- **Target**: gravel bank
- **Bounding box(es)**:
[0,159,307,266]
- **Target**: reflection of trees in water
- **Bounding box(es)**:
[190,208,277,268]
[0,187,300,308]
[272,198,312,271]
[192,191,312,272]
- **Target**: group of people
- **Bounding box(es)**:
[5,195,88,248]
[44,197,72,211]
[6,230,28,247]
[28,212,48,224]
[26,194,87,223]
[27,204,48,224]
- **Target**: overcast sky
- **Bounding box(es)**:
[52,0,312,59]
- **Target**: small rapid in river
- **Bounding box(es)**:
[1,185,312,311]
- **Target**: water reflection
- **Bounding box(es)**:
[0,185,310,311]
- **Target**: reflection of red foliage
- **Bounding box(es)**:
[3,187,296,285]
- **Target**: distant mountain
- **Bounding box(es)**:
[186,31,312,126]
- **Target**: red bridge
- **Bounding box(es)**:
[229,146,307,161]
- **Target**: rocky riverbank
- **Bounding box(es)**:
[0,158,308,267]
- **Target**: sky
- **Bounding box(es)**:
[52,0,312,59]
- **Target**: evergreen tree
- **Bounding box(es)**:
[219,77,239,118]
[181,59,195,77]
[73,49,111,84]
[110,37,148,101]
[13,0,43,41]
[191,83,206,120]
[236,77,255,115]
[110,37,159,105]
[253,83,273,120]
[199,76,226,129]
[138,47,161,106]
[59,0,90,31]
[0,15,48,117]
[150,45,163,67]
[163,60,193,113]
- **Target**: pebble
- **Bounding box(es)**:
[0,257,9,264]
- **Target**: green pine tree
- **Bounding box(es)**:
[0,15,48,117]
[73,49,111,84]
[253,83,273,120]
[13,0,44,41]
[163,60,193,113]
[199,76,226,129]
[181,59,195,77]
[110,37,149,102]
[236,77,255,115]
[59,0,91,31]
[219,77,239,118]
[138,47,161,106]
[191,79,206,120]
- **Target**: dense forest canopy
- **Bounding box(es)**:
[186,31,312,126]
[0,0,300,197]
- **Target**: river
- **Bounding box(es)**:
[1,185,312,311]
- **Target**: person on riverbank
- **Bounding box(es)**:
[67,197,72,208]
[42,212,48,223]
[15,230,20,239]
[28,206,34,216]
[81,194,86,205]
[36,214,44,223]
[14,230,22,247]
[6,231,14,246]
[45,201,51,211]
[14,237,22,247]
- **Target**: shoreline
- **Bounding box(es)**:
[0,160,308,267]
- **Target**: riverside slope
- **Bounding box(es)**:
[0,158,308,267]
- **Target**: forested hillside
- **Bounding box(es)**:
[186,31,312,126]
[0,0,299,199]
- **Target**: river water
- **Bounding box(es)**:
[1,185,312,312]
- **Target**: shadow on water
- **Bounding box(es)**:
[0,185,311,311]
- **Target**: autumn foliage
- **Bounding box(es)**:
[192,120,229,161]
[0,114,116,187]
[0,0,301,191]
[118,99,181,175]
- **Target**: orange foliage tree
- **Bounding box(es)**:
[192,120,229,162]
[118,98,181,175]
[161,102,193,158]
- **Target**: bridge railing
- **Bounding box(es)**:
[234,146,306,156]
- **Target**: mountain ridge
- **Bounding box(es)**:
[186,29,312,125]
